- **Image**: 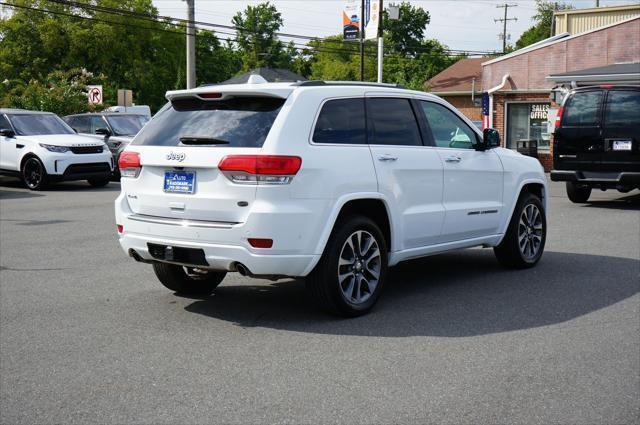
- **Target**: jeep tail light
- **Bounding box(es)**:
[219,155,302,185]
[119,151,141,178]
[248,238,273,248]
[554,106,563,130]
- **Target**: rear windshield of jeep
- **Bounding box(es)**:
[133,96,285,148]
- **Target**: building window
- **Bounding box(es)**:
[506,103,551,152]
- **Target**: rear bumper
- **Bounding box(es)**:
[118,232,318,277]
[550,170,640,188]
[114,193,323,277]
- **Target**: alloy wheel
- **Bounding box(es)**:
[337,230,382,305]
[518,204,543,260]
[23,159,43,189]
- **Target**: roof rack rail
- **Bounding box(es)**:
[293,80,406,89]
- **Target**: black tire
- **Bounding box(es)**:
[152,262,226,295]
[494,192,546,269]
[21,156,48,190]
[566,181,591,203]
[493,192,547,269]
[88,177,110,187]
[306,215,388,317]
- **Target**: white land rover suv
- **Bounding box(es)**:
[0,109,113,190]
[115,81,547,316]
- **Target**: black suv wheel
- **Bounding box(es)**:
[566,181,591,203]
[22,157,48,190]
[306,215,388,316]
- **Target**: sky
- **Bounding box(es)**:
[152,0,638,53]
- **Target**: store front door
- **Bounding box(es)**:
[506,103,551,153]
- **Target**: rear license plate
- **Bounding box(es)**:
[612,140,632,151]
[164,171,195,194]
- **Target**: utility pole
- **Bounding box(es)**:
[360,0,365,81]
[595,0,600,7]
[495,3,517,54]
[184,0,196,89]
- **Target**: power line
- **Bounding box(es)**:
[1,1,496,63]
[0,2,387,60]
[43,0,497,55]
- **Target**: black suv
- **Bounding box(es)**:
[551,86,639,203]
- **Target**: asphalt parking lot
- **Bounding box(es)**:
[0,177,638,424]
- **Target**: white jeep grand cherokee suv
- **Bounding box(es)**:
[0,109,113,190]
[115,81,547,316]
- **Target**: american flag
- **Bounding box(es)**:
[481,92,490,129]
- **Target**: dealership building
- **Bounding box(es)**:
[427,5,640,170]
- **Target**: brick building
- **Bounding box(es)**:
[425,57,485,124]
[481,16,640,170]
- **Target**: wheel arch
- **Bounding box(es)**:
[19,152,43,173]
[497,178,547,245]
[334,198,392,252]
[304,194,395,275]
[520,181,546,208]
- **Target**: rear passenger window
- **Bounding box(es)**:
[367,98,422,146]
[563,91,603,126]
[605,90,640,126]
[313,98,365,144]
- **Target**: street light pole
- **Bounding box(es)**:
[377,0,384,83]
[185,0,196,89]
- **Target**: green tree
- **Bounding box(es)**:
[384,40,459,91]
[303,2,458,90]
[515,1,573,50]
[232,2,293,71]
[306,36,377,81]
[0,0,242,111]
[196,31,242,85]
[1,69,103,116]
[382,1,431,56]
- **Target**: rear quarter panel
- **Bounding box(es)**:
[260,87,379,256]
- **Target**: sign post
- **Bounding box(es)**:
[117,89,133,107]
[87,85,103,106]
[364,0,382,82]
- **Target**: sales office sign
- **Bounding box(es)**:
[530,104,549,120]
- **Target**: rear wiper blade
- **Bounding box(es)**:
[179,136,230,145]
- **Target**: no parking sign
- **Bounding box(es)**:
[87,85,103,105]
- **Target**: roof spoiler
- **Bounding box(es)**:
[293,80,406,89]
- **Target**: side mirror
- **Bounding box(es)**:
[95,128,111,137]
[0,128,15,138]
[476,128,500,151]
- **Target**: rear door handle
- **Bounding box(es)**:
[378,154,398,162]
[445,155,462,163]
